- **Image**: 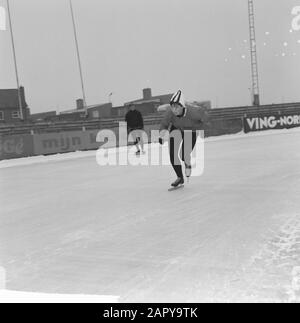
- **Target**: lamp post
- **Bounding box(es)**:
[248,87,253,106]
[7,0,23,120]
[69,0,87,115]
[248,0,260,106]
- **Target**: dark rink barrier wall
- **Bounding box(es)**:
[33,130,105,155]
[205,118,243,137]
[0,124,160,160]
[2,115,289,161]
[0,119,250,161]
[0,130,101,161]
[0,134,34,160]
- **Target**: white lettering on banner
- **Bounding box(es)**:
[287,116,294,125]
[267,116,277,128]
[0,138,24,155]
[247,118,256,130]
[0,6,6,31]
[246,115,300,131]
[260,117,268,129]
[292,6,300,31]
[279,115,300,127]
[279,116,286,127]
[41,137,82,151]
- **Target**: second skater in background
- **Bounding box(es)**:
[125,104,145,155]
[158,90,209,188]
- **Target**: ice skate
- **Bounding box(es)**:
[135,150,145,156]
[168,177,184,191]
[185,163,192,178]
[167,177,184,192]
[171,177,184,187]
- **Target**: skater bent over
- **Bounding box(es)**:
[125,104,145,155]
[158,90,209,188]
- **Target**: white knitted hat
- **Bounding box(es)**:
[170,90,186,107]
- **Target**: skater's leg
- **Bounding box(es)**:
[139,135,144,152]
[180,130,198,177]
[169,128,184,178]
[130,129,141,153]
[135,137,140,152]
[137,130,144,152]
[181,130,198,165]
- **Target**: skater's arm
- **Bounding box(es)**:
[188,105,209,123]
[186,101,210,117]
[157,104,171,112]
[186,101,210,109]
[159,109,173,131]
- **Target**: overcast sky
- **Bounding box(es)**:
[0,0,300,113]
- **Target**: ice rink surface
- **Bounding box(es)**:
[0,130,300,302]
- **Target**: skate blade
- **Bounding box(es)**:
[168,185,184,192]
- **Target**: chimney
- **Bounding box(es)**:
[76,99,84,110]
[20,86,25,104]
[17,86,26,108]
[143,88,152,100]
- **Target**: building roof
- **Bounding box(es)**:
[60,102,111,115]
[30,111,56,118]
[60,109,85,115]
[0,87,27,109]
[125,99,161,106]
[87,103,112,110]
[125,93,173,106]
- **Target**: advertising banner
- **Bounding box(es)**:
[244,114,300,133]
[0,123,162,160]
[33,131,89,155]
[0,134,34,160]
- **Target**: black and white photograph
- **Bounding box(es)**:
[0,0,300,304]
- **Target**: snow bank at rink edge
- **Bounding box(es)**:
[0,289,120,303]
[1,127,300,169]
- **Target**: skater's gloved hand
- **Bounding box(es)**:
[158,129,168,145]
